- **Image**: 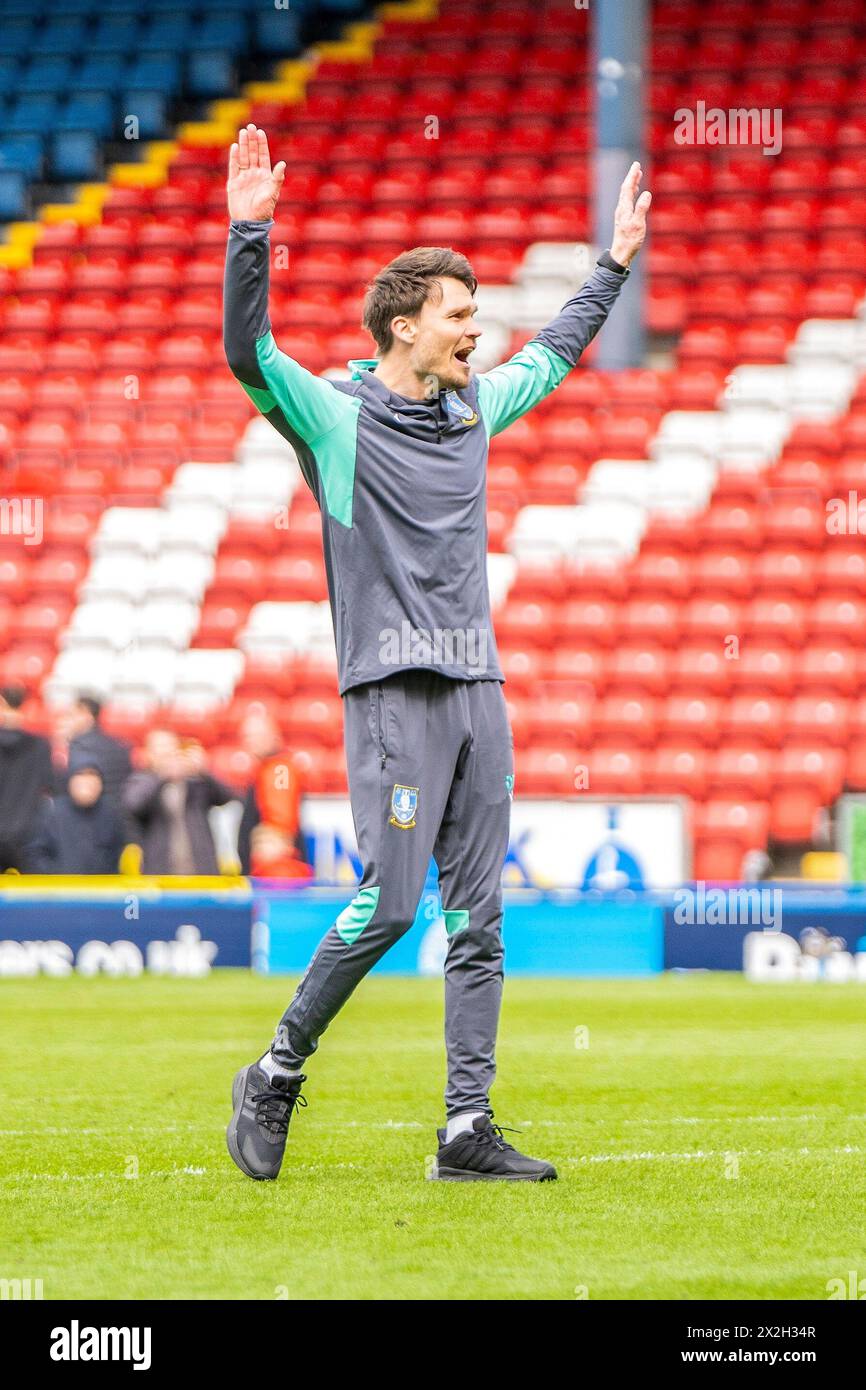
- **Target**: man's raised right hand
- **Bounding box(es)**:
[227,124,286,222]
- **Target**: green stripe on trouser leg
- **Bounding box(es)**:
[335,886,381,945]
[444,909,469,937]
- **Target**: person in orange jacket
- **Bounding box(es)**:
[237,707,312,879]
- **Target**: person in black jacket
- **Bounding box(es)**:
[123,730,236,875]
[26,753,126,874]
[59,693,132,806]
[0,684,54,872]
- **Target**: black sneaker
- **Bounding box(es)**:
[428,1115,557,1182]
[226,1061,307,1181]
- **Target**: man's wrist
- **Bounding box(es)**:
[599,248,631,275]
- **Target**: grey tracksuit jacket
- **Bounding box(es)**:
[223,220,628,693]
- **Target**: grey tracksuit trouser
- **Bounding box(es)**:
[270,669,513,1117]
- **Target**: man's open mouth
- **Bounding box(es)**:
[454,348,473,363]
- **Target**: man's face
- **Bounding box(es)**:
[146,730,183,779]
[403,276,482,393]
[69,770,102,807]
[240,712,280,759]
[57,703,92,741]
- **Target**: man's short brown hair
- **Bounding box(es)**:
[362,246,478,355]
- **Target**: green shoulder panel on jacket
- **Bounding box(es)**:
[312,395,362,528]
[476,341,571,439]
[254,331,361,527]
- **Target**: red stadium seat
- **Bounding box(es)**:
[608,646,670,694]
[722,696,786,747]
[583,746,646,796]
[775,746,845,802]
[661,694,722,746]
[731,647,794,696]
[593,694,659,748]
[707,747,775,797]
[651,745,709,799]
[783,695,851,746]
[768,791,822,844]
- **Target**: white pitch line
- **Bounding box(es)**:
[4,1145,864,1182]
[0,1120,427,1136]
[568,1144,864,1163]
[3,1115,866,1139]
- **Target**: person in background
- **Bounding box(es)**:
[237,707,310,878]
[0,684,54,872]
[124,730,236,875]
[58,693,132,806]
[26,753,126,874]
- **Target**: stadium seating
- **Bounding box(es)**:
[2,0,866,859]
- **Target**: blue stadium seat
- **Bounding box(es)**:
[0,1,45,16]
[119,92,167,140]
[196,15,247,48]
[44,0,99,14]
[0,59,19,98]
[0,134,43,178]
[55,94,115,139]
[19,59,74,95]
[51,131,101,180]
[188,52,235,99]
[0,170,26,219]
[255,12,303,54]
[5,96,58,134]
[33,18,88,55]
[138,17,195,53]
[77,57,130,94]
[90,17,140,54]
[125,56,182,96]
[2,19,36,56]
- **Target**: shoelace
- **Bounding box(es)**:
[255,1086,308,1136]
[477,1122,521,1153]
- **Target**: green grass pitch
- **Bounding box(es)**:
[2,971,865,1300]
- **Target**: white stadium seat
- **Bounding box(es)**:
[582,459,655,506]
[172,649,245,706]
[44,649,118,704]
[166,462,238,508]
[93,507,165,556]
[82,554,152,603]
[239,600,333,655]
[112,648,178,704]
[133,600,200,649]
[147,552,214,602]
[486,552,518,610]
[653,411,725,459]
[161,503,227,554]
[63,600,136,651]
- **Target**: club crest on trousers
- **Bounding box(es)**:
[389,784,419,829]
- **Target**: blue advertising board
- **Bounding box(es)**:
[664,887,866,971]
[0,891,252,974]
[253,886,665,977]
